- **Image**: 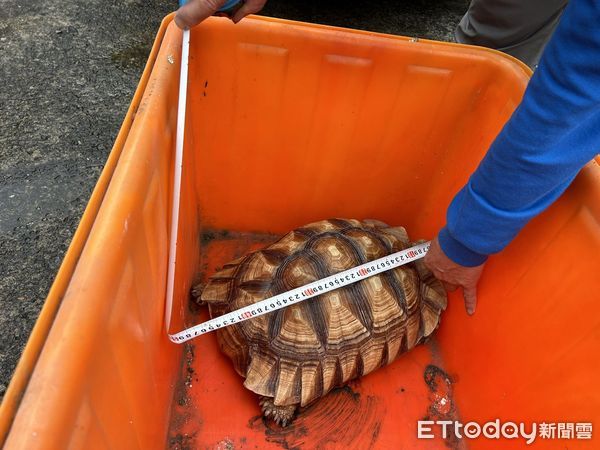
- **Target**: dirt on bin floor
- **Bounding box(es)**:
[0,0,468,399]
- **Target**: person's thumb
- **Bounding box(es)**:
[231,1,265,23]
[175,0,227,29]
[463,284,478,315]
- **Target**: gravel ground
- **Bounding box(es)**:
[0,0,468,399]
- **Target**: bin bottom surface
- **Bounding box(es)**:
[167,229,458,450]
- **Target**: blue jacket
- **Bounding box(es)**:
[439,0,600,266]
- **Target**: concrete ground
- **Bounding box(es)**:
[0,0,468,398]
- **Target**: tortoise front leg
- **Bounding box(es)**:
[259,396,297,427]
[190,282,207,306]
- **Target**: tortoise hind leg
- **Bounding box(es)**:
[259,396,297,427]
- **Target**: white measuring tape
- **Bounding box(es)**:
[169,241,430,343]
[164,27,430,344]
[164,28,190,340]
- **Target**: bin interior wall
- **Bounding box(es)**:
[436,163,600,435]
[187,19,527,238]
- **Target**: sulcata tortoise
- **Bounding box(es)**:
[192,218,446,426]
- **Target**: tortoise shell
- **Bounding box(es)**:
[196,219,446,421]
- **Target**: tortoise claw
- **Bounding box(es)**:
[259,396,297,427]
[190,283,206,306]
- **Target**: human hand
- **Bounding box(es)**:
[175,0,268,29]
[424,237,485,315]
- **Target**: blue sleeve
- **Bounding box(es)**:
[439,0,600,266]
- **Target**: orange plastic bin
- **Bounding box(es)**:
[1,13,599,450]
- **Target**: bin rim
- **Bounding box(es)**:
[0,11,536,446]
[238,14,534,77]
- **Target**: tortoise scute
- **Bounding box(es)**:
[199,218,447,415]
[273,307,325,354]
[360,276,405,329]
[323,290,369,347]
[278,255,320,291]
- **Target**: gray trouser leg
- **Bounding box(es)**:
[455,0,568,68]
